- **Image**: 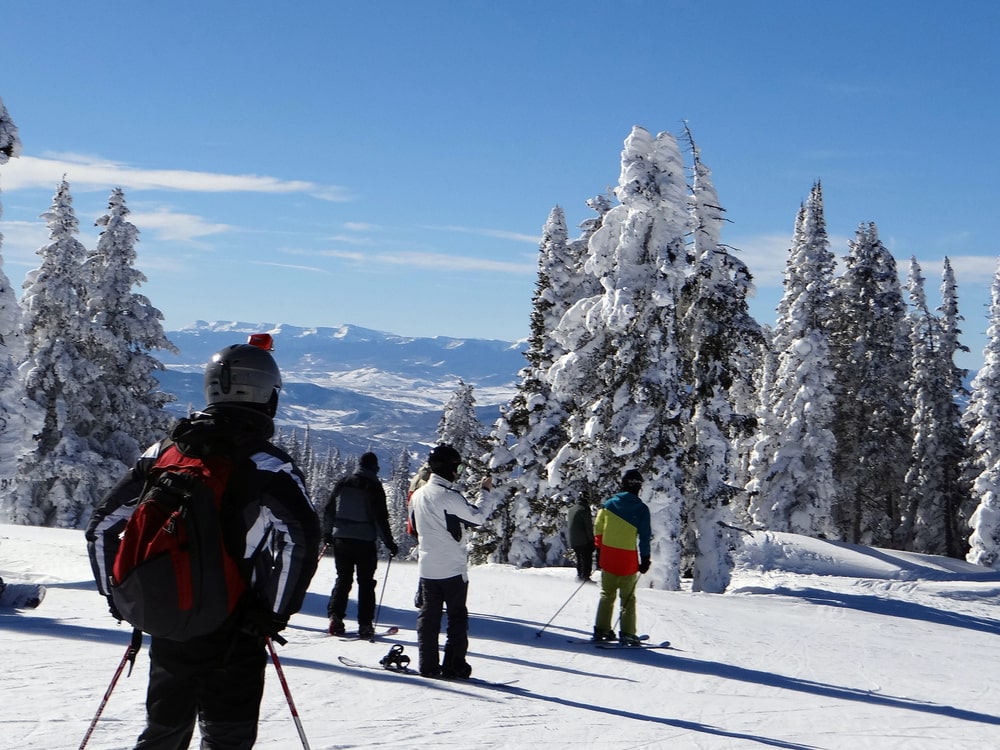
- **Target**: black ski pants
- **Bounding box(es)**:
[327,537,379,627]
[573,542,595,580]
[416,574,469,674]
[135,629,267,750]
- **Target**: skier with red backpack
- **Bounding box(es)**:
[86,336,320,750]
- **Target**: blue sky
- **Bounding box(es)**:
[1,1,998,371]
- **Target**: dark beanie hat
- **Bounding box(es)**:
[360,452,379,471]
[622,469,643,492]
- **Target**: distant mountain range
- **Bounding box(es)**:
[157,321,527,458]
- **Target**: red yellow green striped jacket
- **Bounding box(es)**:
[594,491,652,576]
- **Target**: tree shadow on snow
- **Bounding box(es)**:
[766,586,1000,637]
[619,647,1000,730]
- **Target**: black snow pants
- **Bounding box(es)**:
[134,628,267,750]
[416,574,470,675]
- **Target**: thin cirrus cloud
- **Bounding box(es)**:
[428,224,541,244]
[314,247,535,275]
[2,153,353,202]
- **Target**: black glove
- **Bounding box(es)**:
[639,556,651,574]
[106,595,123,623]
[323,533,334,546]
[242,601,288,640]
[388,541,400,557]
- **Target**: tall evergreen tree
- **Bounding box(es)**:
[746,183,838,538]
[386,446,416,558]
[477,202,603,566]
[437,379,490,492]
[676,132,762,591]
[828,223,910,545]
[9,181,104,527]
[903,258,970,556]
[0,96,32,498]
[83,187,177,466]
[0,97,19,163]
[965,260,1000,569]
[547,126,690,590]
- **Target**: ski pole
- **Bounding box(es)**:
[373,555,392,632]
[534,577,588,637]
[79,628,143,750]
[316,541,329,562]
[267,637,311,750]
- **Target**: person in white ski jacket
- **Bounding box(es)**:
[408,444,483,678]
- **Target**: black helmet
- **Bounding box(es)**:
[427,444,462,477]
[622,469,643,494]
[204,343,282,414]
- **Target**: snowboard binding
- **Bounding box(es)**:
[379,644,411,672]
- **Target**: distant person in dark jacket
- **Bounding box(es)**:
[567,496,596,581]
[593,469,652,647]
[323,452,399,638]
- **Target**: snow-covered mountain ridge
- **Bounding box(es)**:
[156,321,527,456]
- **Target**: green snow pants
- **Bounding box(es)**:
[595,570,638,637]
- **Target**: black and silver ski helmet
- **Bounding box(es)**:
[204,341,282,413]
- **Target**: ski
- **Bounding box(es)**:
[337,655,521,690]
[566,635,673,650]
[337,625,399,641]
[566,633,650,645]
[596,640,672,650]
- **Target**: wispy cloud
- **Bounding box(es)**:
[427,224,541,244]
[295,247,535,275]
[250,260,330,274]
[2,154,353,202]
[130,209,231,242]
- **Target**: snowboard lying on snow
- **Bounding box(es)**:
[0,578,46,609]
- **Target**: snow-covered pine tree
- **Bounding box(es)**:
[9,180,104,527]
[935,259,972,552]
[965,260,1000,569]
[83,187,177,469]
[477,202,603,567]
[386,446,416,559]
[746,182,838,539]
[676,131,763,592]
[547,126,690,590]
[0,97,20,163]
[827,222,910,545]
[903,258,971,556]
[0,96,32,497]
[436,379,490,493]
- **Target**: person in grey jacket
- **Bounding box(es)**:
[408,444,483,678]
[323,452,398,638]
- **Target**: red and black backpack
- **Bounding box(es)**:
[109,440,250,641]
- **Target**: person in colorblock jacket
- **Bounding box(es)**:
[592,469,652,646]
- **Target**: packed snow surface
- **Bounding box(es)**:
[2,524,999,749]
